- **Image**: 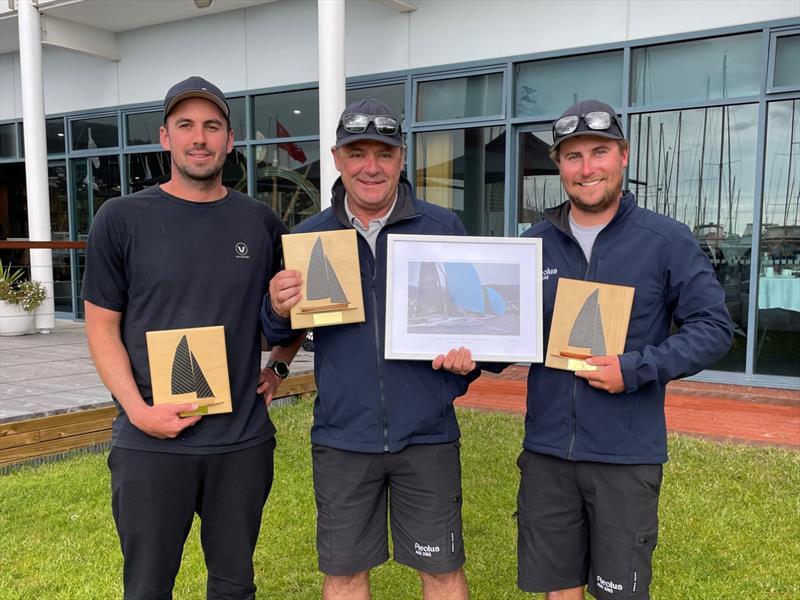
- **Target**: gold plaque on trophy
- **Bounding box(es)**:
[282,230,365,329]
[146,325,232,416]
[545,278,634,372]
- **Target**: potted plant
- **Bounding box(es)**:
[0,259,47,336]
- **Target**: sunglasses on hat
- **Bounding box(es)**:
[553,111,621,137]
[341,113,400,136]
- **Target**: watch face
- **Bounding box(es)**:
[271,361,290,378]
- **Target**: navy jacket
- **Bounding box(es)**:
[262,176,476,453]
[522,192,733,464]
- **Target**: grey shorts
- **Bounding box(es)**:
[516,450,662,599]
[312,442,465,576]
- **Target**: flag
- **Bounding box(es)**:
[276,120,308,163]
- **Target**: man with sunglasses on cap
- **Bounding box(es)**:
[263,97,477,600]
[515,99,732,599]
[83,76,298,599]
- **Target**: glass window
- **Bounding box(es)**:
[126,111,162,146]
[347,83,406,122]
[517,129,563,234]
[71,155,121,237]
[46,118,65,154]
[416,73,503,122]
[515,52,623,118]
[252,89,319,140]
[46,163,72,313]
[628,104,759,373]
[773,34,800,89]
[70,115,119,151]
[228,97,246,141]
[222,147,249,193]
[756,99,800,376]
[127,151,170,193]
[631,33,761,106]
[254,141,320,229]
[415,126,506,236]
[0,123,17,158]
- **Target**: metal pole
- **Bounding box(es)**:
[317,0,346,210]
[18,0,55,332]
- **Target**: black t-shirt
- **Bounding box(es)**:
[82,185,287,454]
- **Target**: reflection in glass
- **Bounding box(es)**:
[71,155,121,237]
[46,118,65,154]
[222,148,249,193]
[254,141,320,229]
[629,105,758,372]
[774,34,800,89]
[47,164,72,312]
[415,126,506,236]
[756,100,800,376]
[347,84,406,122]
[631,33,761,106]
[0,123,17,158]
[128,152,170,193]
[517,129,563,234]
[417,73,503,122]
[515,52,623,117]
[126,112,162,146]
[228,97,247,141]
[252,89,319,140]
[70,115,119,150]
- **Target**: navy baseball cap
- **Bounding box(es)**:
[335,97,404,148]
[163,76,230,122]
[550,99,624,152]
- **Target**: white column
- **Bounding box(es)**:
[318,0,346,210]
[18,0,55,332]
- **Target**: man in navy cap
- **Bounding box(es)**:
[263,97,477,600]
[83,75,298,599]
[514,99,733,599]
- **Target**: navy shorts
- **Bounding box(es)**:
[312,442,465,576]
[516,450,662,599]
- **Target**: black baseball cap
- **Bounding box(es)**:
[335,97,404,148]
[163,76,230,122]
[550,99,624,152]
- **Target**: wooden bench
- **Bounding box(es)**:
[0,372,316,471]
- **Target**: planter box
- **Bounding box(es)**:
[0,301,35,336]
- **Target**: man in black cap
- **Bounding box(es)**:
[83,75,298,599]
[263,97,477,600]
[514,99,733,599]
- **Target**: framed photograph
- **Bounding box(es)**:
[385,234,543,363]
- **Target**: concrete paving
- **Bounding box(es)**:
[0,320,314,423]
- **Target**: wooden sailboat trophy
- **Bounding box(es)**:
[282,230,365,329]
[146,325,233,416]
[545,278,634,372]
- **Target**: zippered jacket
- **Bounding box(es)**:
[522,192,733,464]
[262,176,476,453]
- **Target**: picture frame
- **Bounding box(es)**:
[385,234,543,363]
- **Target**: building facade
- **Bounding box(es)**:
[1,0,798,387]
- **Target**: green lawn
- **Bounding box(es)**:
[1,398,798,599]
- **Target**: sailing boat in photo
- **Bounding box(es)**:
[299,236,351,313]
[559,288,607,359]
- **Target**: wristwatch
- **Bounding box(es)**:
[267,360,290,379]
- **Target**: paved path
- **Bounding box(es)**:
[456,366,800,448]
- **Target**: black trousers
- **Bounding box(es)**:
[108,438,276,600]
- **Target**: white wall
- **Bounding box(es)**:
[0,0,798,120]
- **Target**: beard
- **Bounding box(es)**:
[174,156,225,183]
[567,186,620,214]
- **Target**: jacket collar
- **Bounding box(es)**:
[545,190,636,237]
[330,174,418,229]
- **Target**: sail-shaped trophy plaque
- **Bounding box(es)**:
[545,278,634,372]
[146,325,232,416]
[282,230,365,329]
